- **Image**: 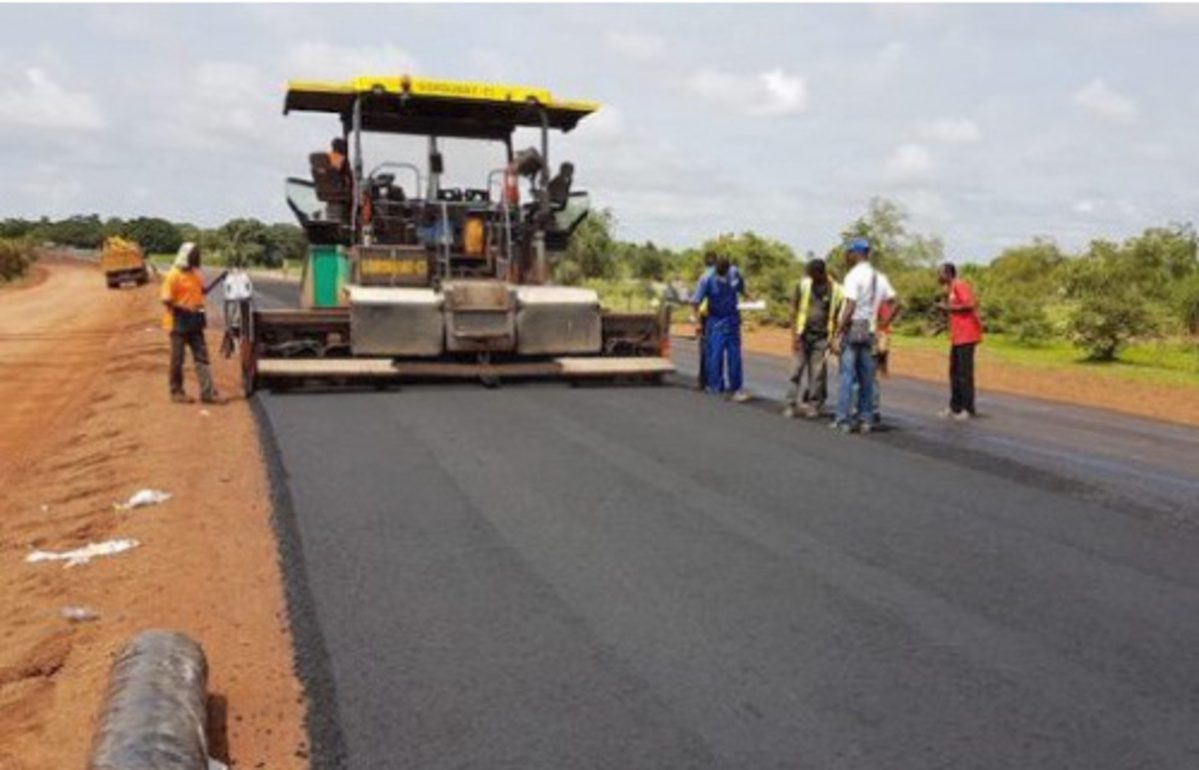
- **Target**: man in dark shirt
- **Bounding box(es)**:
[784,259,844,418]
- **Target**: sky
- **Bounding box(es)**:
[1,3,1197,261]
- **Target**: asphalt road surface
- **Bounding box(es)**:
[250,279,1199,768]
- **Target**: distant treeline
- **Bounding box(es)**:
[6,200,1197,361]
[559,197,1199,360]
[0,215,307,268]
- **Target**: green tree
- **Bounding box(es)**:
[0,219,35,239]
[37,215,105,249]
[831,197,944,276]
[1064,242,1157,360]
[700,232,802,326]
[622,241,677,281]
[265,223,308,265]
[1123,224,1197,291]
[123,217,183,254]
[562,208,617,280]
[176,222,203,246]
[972,238,1066,343]
[1173,273,1199,335]
[212,218,269,266]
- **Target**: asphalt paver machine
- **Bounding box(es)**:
[239,75,673,393]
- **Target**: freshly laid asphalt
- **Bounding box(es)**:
[250,280,1199,768]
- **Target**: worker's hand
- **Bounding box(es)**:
[829,337,842,356]
[792,335,803,354]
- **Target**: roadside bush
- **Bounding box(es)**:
[0,238,35,281]
[892,270,944,335]
[1069,295,1156,360]
[553,257,583,286]
[981,291,1053,345]
[1064,255,1157,360]
[1174,273,1199,335]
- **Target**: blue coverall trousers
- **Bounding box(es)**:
[704,316,743,394]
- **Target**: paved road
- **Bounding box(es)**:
[672,339,1199,521]
[250,280,1199,768]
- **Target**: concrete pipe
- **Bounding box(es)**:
[88,630,210,770]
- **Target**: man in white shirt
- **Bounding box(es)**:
[865,268,899,425]
[223,266,254,327]
[219,265,254,357]
[830,237,881,433]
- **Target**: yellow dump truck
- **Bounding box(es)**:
[100,236,150,288]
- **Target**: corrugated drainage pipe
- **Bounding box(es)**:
[88,630,210,770]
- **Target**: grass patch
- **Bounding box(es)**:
[894,331,1199,387]
[583,278,661,312]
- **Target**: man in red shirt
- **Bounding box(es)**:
[938,262,983,419]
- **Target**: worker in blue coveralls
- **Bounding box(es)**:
[691,254,752,402]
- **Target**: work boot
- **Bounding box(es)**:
[782,404,797,419]
[952,410,973,421]
[201,393,228,405]
[731,390,752,403]
[800,403,818,418]
[170,392,195,404]
[857,422,873,435]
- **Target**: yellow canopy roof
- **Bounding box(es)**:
[284,75,600,139]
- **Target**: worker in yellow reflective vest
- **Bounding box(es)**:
[783,258,845,418]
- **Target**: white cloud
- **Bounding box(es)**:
[0,68,105,131]
[133,60,278,155]
[605,30,666,62]
[903,189,950,222]
[687,67,807,117]
[885,143,932,179]
[1073,199,1096,214]
[15,163,85,214]
[917,118,981,144]
[286,42,418,80]
[1072,78,1136,123]
[872,41,909,76]
[578,105,625,142]
[467,49,518,81]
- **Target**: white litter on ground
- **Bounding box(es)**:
[114,488,172,510]
[199,409,211,417]
[61,605,100,622]
[27,539,140,568]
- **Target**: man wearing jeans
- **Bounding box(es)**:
[831,238,879,434]
[938,262,983,419]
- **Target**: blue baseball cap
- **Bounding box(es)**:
[846,237,871,254]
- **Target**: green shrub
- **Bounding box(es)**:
[891,270,944,335]
[980,291,1053,345]
[0,238,35,282]
[1174,273,1199,335]
[1064,245,1160,360]
[1068,295,1156,360]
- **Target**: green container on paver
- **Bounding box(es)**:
[307,245,348,308]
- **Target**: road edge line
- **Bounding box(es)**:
[250,396,350,769]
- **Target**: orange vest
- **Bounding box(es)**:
[161,267,204,331]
